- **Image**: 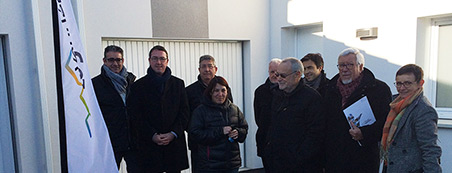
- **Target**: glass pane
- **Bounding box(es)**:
[436,25,452,108]
[0,37,15,172]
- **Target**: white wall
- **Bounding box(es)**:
[271,0,452,93]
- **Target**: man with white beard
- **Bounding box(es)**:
[323,48,392,173]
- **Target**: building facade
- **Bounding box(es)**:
[0,0,451,172]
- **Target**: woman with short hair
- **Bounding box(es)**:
[381,64,442,173]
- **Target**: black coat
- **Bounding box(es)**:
[316,71,330,97]
[324,68,392,173]
[266,81,325,172]
[186,75,233,150]
[92,68,136,152]
[129,74,189,172]
[186,75,234,114]
[253,78,277,157]
[189,98,248,171]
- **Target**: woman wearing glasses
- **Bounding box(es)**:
[189,76,248,173]
[380,64,442,173]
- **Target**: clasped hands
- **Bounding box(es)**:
[152,132,175,145]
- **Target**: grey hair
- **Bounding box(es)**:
[269,58,282,65]
[339,48,365,65]
[282,57,304,74]
[199,55,216,67]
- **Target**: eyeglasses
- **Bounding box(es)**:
[394,81,415,88]
[200,64,215,69]
[275,71,297,78]
[337,63,356,69]
[150,56,168,62]
[106,58,123,63]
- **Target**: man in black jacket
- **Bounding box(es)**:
[301,53,329,97]
[185,55,233,172]
[323,48,392,173]
[129,45,189,173]
[254,58,281,170]
[92,45,138,172]
[266,57,325,172]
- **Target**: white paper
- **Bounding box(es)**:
[343,96,376,128]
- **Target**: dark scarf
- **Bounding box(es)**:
[103,65,128,103]
[337,74,363,108]
[146,66,172,96]
[304,73,322,89]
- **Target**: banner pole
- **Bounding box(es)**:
[51,0,68,172]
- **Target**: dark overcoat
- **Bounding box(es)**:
[253,78,277,157]
[92,68,136,152]
[266,81,325,172]
[129,74,189,172]
[324,68,392,173]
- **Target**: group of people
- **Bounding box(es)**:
[93,44,442,173]
[254,48,442,172]
[93,45,247,173]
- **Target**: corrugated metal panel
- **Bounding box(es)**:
[102,39,242,108]
[102,39,244,172]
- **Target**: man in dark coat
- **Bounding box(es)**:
[324,48,392,173]
[92,45,139,172]
[129,45,189,173]
[185,55,233,172]
[301,53,330,97]
[266,57,325,172]
[253,58,281,170]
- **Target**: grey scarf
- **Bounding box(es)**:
[304,75,322,89]
[103,65,128,103]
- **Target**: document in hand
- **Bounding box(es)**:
[343,96,376,128]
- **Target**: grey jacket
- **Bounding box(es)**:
[386,92,442,173]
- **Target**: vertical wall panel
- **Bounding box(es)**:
[102,39,243,109]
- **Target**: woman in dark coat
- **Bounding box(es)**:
[189,76,248,173]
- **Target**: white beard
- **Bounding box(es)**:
[341,79,352,84]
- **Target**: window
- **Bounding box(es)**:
[427,18,452,119]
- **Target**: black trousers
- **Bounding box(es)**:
[114,149,141,173]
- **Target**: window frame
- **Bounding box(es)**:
[427,17,452,120]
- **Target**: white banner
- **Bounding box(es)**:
[56,0,117,172]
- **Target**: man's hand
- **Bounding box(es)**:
[152,133,176,145]
[349,120,363,141]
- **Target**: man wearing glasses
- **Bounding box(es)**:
[185,55,233,172]
[92,45,139,172]
[129,45,189,172]
[323,48,392,173]
[266,57,325,172]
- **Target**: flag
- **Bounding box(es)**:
[55,0,117,172]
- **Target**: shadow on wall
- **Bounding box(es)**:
[296,34,402,94]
